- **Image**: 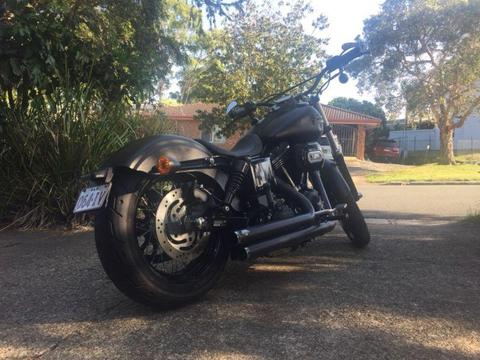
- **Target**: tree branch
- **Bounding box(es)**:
[453,97,480,129]
[395,45,421,77]
[430,101,441,125]
[419,37,437,68]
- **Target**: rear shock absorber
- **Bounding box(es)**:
[224,159,249,206]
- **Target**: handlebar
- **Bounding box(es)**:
[227,101,256,119]
[325,46,363,72]
[228,100,276,120]
[302,45,366,97]
[229,42,368,119]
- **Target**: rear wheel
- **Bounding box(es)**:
[95,170,228,308]
[341,196,370,248]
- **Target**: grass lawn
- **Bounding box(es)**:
[401,151,480,165]
[464,209,480,224]
[455,151,480,163]
[367,163,480,183]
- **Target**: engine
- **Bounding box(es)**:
[271,142,324,211]
[271,141,325,175]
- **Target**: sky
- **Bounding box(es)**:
[308,0,383,103]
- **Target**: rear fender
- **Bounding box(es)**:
[97,134,227,189]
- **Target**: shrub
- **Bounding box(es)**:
[0,86,173,228]
[131,106,178,138]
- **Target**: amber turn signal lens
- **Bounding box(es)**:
[156,156,173,175]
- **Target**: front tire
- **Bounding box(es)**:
[341,197,370,248]
[95,170,228,309]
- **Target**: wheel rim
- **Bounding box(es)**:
[134,177,220,279]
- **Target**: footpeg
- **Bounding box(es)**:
[323,203,347,221]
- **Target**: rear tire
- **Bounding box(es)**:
[95,169,228,309]
[341,197,370,248]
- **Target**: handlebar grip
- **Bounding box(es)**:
[228,105,248,119]
[326,47,363,72]
[228,101,256,119]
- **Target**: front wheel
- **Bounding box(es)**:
[95,170,228,308]
[341,197,370,248]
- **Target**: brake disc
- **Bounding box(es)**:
[155,188,210,263]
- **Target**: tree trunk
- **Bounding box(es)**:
[439,126,455,164]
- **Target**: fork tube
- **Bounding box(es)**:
[314,102,340,155]
[309,171,332,209]
[314,102,361,201]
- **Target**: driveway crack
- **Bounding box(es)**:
[32,331,80,359]
[32,296,127,358]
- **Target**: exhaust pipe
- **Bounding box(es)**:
[234,177,339,246]
[235,209,337,245]
[235,221,336,261]
[230,177,341,260]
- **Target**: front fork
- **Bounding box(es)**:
[314,102,361,202]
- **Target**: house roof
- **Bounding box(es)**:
[321,104,381,126]
[161,102,381,127]
[161,103,216,120]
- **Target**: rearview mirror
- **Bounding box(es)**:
[339,72,349,84]
[226,100,238,116]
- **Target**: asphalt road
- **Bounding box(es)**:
[1,185,480,359]
[358,184,480,220]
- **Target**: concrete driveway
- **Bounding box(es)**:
[1,185,480,359]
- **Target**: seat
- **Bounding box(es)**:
[196,133,263,158]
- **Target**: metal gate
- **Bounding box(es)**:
[332,124,358,156]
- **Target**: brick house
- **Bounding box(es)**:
[161,103,380,159]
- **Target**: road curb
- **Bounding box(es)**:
[365,218,455,226]
[371,181,480,185]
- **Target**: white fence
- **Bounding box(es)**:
[390,128,480,152]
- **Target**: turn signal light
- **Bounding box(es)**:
[156,156,174,175]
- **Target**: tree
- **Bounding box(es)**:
[329,97,386,121]
[0,0,242,111]
[179,0,328,135]
[0,0,244,227]
[354,0,480,164]
[328,97,389,153]
[1,1,174,108]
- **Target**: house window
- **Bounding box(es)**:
[201,126,226,144]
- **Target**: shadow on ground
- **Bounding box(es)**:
[1,217,479,359]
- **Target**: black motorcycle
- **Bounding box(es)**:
[74,41,370,308]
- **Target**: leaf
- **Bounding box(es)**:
[181,0,328,132]
[9,58,22,76]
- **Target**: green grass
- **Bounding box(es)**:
[455,151,480,163]
[463,209,480,225]
[367,164,480,183]
[400,151,480,165]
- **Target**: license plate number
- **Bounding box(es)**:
[73,184,111,214]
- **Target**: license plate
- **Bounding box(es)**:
[73,184,111,214]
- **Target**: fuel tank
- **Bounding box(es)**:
[252,103,323,145]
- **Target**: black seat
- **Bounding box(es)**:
[196,133,263,158]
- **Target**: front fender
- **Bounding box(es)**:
[101,134,225,187]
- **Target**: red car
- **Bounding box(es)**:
[370,139,401,162]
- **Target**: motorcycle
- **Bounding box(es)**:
[74,40,370,308]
